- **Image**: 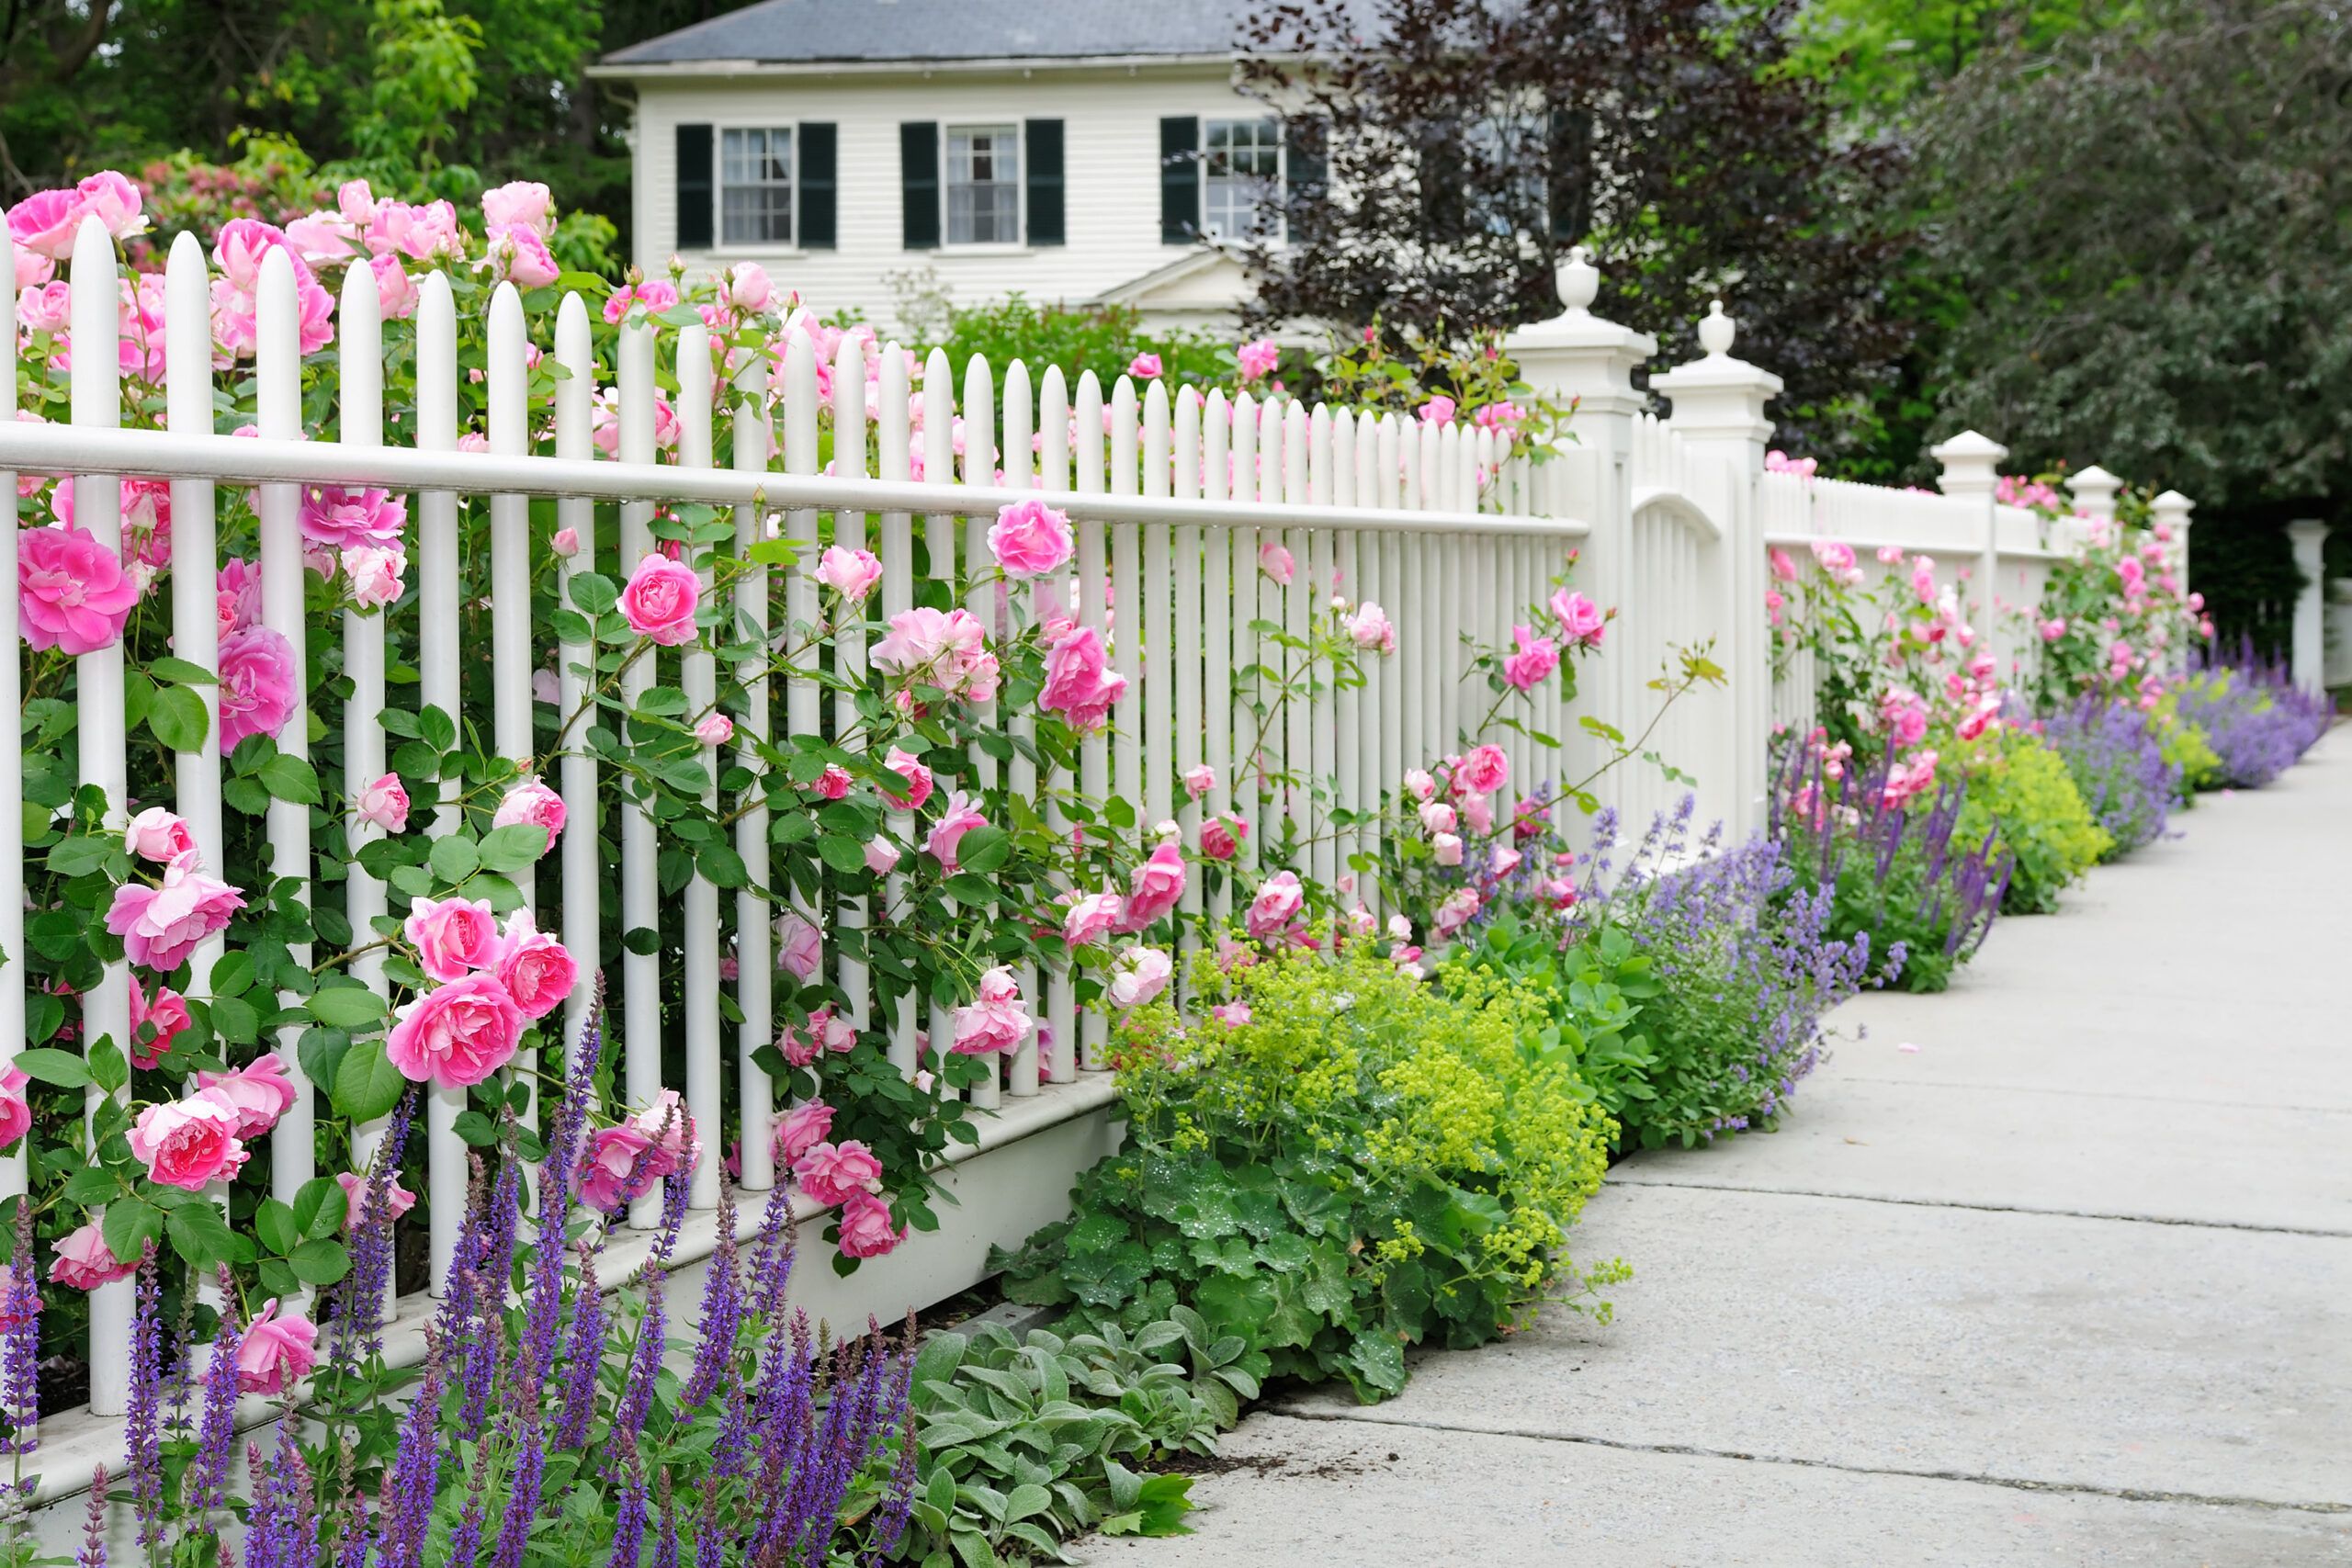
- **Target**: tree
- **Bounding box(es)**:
[1913,0,2352,646]
[1233,0,1914,448]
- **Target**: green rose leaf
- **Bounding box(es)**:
[308,985,388,1030]
[257,753,322,805]
[102,1200,164,1268]
[147,684,211,752]
[288,1238,352,1286]
[427,834,481,885]
[477,824,548,874]
[333,1040,410,1124]
[11,1047,93,1089]
[955,825,1012,875]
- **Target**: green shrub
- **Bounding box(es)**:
[1441,907,1660,1134]
[918,294,1235,392]
[1951,728,2111,913]
[995,942,1622,1402]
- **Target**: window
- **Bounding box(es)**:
[720,127,793,246]
[945,126,1021,244]
[1203,118,1282,240]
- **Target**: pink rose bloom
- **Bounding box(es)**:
[216,626,298,752]
[356,773,410,834]
[1062,888,1125,949]
[404,896,503,982]
[128,1093,247,1190]
[1106,945,1173,1010]
[1343,602,1395,654]
[810,763,853,801]
[575,1122,658,1211]
[620,554,702,645]
[236,1300,319,1396]
[689,712,734,748]
[194,1052,299,1138]
[1419,394,1457,426]
[865,836,901,875]
[19,524,141,655]
[492,775,567,855]
[49,1222,137,1291]
[1182,764,1216,799]
[1419,802,1458,835]
[774,1100,835,1166]
[603,279,682,325]
[1200,813,1247,862]
[1403,768,1437,801]
[298,484,404,552]
[1810,539,1860,581]
[724,261,775,313]
[1259,543,1295,585]
[1431,831,1464,866]
[550,527,581,560]
[1460,792,1494,835]
[125,808,196,863]
[1236,337,1280,380]
[1453,744,1510,796]
[0,1066,27,1152]
[495,911,578,1021]
[1039,625,1126,733]
[386,973,526,1089]
[987,500,1076,579]
[1432,888,1482,940]
[1770,547,1800,583]
[217,558,262,637]
[2040,618,2067,642]
[1246,871,1306,939]
[836,1189,905,1258]
[1209,1001,1252,1028]
[1910,557,1939,604]
[1549,588,1605,648]
[370,254,419,321]
[1540,876,1578,910]
[923,792,988,870]
[129,976,192,1069]
[881,747,933,811]
[6,188,84,258]
[343,543,405,609]
[777,911,823,983]
[336,1168,419,1232]
[107,863,247,973]
[481,180,552,234]
[16,280,70,334]
[1502,625,1558,691]
[813,545,884,601]
[872,606,991,696]
[793,1138,884,1205]
[950,964,1030,1055]
[1879,689,1929,750]
[1121,842,1187,931]
[1126,353,1163,379]
[631,1088,703,1180]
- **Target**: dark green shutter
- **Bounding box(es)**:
[1025,118,1066,246]
[1159,116,1200,243]
[900,121,940,250]
[1283,116,1326,233]
[675,123,714,250]
[799,122,837,249]
[1547,107,1582,243]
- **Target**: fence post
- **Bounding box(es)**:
[1502,247,1656,807]
[2288,519,2331,692]
[1651,301,1781,838]
[2148,490,2196,674]
[1930,430,2008,649]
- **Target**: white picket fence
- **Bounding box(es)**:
[0,221,2187,1463]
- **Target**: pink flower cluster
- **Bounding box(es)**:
[874,606,1001,706]
[389,900,574,1090]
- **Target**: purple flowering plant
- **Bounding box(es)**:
[2042,697,2181,857]
[2177,648,2335,789]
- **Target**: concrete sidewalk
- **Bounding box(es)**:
[1091,731,2352,1566]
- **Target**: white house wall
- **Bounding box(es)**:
[627,64,1277,339]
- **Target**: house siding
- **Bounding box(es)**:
[628,64,1274,338]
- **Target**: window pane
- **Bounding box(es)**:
[1202,118,1282,240]
[719,127,793,245]
[945,125,1021,243]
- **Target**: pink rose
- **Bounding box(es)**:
[1126,353,1163,379]
[495,911,577,1021]
[1201,813,1247,862]
[1453,744,1510,796]
[6,188,84,259]
[217,558,262,637]
[814,545,884,601]
[1209,1001,1252,1028]
[724,261,775,313]
[987,500,1076,580]
[1237,337,1280,380]
[403,896,504,983]
[194,1052,299,1138]
[1182,764,1216,799]
[0,1066,27,1152]
[836,1189,905,1258]
[49,1222,137,1291]
[19,524,141,655]
[492,774,567,855]
[1343,602,1395,654]
[129,1094,247,1190]
[16,281,69,334]
[106,863,247,973]
[575,1122,657,1212]
[1419,394,1457,427]
[73,171,144,240]
[1106,946,1173,1010]
[631,1088,703,1181]
[129,976,192,1069]
[951,964,1030,1055]
[236,1300,319,1395]
[1120,842,1188,931]
[357,773,410,834]
[125,808,195,863]
[1460,792,1494,835]
[777,910,823,983]
[620,554,702,646]
[1246,871,1305,939]
[299,485,405,552]
[694,713,734,747]
[550,526,581,559]
[1420,803,1458,835]
[481,180,553,234]
[792,1138,884,1205]
[1403,768,1437,801]
[865,836,901,874]
[385,974,525,1089]
[1259,543,1295,585]
[812,763,853,801]
[1540,876,1578,911]
[774,1100,835,1166]
[881,748,933,811]
[1431,832,1464,866]
[603,279,681,325]
[370,254,419,321]
[342,543,405,609]
[336,1169,418,1232]
[923,792,988,870]
[1501,625,1558,691]
[1062,889,1125,949]
[216,625,298,752]
[1432,887,1482,940]
[2040,617,2067,642]
[1770,547,1800,583]
[1549,589,1605,648]
[1039,625,1125,733]
[872,607,994,700]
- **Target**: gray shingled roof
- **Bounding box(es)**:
[604,0,1250,67]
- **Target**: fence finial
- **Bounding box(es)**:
[1699,300,1736,357]
[1557,244,1600,313]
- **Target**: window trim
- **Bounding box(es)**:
[940,121,1026,248]
[707,120,801,254]
[1196,114,1287,246]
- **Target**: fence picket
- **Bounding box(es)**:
[616,320,663,1229]
[676,321,722,1212]
[731,349,776,1186]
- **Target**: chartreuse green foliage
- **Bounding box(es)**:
[1442,908,1661,1134]
[1952,728,2111,913]
[995,942,1623,1403]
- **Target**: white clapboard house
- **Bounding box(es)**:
[588,0,1317,337]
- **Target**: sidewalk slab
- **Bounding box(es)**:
[1081,1416,2352,1567]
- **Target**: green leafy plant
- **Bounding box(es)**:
[1441,907,1660,1134]
[1950,728,2110,914]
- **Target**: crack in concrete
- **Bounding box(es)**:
[1600,1177,2352,1238]
[1261,1407,2352,1517]
[1825,1074,2352,1116]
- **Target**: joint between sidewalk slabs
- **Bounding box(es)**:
[1259,1408,2352,1517]
[1604,1177,2352,1239]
